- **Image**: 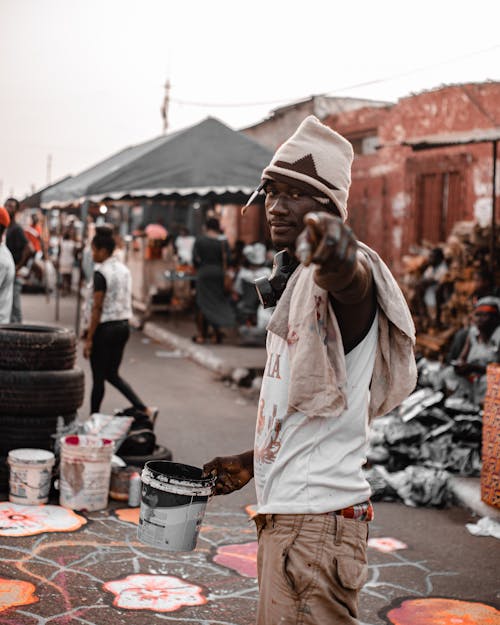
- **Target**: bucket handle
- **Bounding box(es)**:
[11,473,52,491]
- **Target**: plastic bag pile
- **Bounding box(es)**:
[364,358,482,507]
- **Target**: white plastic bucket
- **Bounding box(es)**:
[138,461,215,552]
[7,448,55,505]
[59,435,113,511]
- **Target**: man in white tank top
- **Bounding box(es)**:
[204,117,416,624]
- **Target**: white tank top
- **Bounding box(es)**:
[254,313,378,514]
[98,256,132,323]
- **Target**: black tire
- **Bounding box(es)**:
[0,324,76,371]
[0,414,77,455]
[0,369,85,416]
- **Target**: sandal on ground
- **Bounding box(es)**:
[191,335,206,344]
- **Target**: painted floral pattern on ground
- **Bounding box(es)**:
[214,541,258,578]
[0,503,86,537]
[387,598,500,625]
[245,504,258,518]
[0,506,496,625]
[115,507,140,525]
[103,574,207,612]
[368,537,408,552]
[0,577,39,613]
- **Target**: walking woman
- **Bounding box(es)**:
[83,226,156,418]
[192,217,236,344]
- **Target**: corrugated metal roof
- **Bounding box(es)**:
[404,127,500,150]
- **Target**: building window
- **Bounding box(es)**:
[346,133,380,155]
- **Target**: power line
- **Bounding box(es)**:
[328,44,500,95]
[170,44,500,109]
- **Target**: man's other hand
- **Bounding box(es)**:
[202,452,254,495]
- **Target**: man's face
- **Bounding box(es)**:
[5,200,17,218]
[474,309,499,333]
[264,179,329,251]
[429,249,443,267]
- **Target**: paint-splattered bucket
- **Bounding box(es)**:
[59,435,114,511]
[138,461,215,552]
[7,448,55,505]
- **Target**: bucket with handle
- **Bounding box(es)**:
[59,435,114,511]
[138,461,215,552]
[7,448,55,505]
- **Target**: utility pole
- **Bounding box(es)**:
[46,154,52,185]
[161,78,171,134]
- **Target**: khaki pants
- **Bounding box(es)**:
[254,513,369,625]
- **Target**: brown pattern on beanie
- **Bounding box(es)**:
[261,115,353,221]
[274,156,340,191]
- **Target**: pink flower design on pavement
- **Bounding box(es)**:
[0,503,86,537]
[368,537,408,553]
[214,541,258,578]
[103,574,207,612]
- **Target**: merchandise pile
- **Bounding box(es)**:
[400,220,500,359]
[365,220,500,508]
[364,358,482,507]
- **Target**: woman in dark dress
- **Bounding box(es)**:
[192,217,236,344]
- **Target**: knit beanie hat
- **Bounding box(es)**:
[0,206,10,228]
[261,115,353,222]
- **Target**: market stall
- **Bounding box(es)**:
[41,117,273,322]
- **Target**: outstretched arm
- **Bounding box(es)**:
[296,212,376,352]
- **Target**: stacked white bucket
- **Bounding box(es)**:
[7,449,55,505]
[59,435,114,511]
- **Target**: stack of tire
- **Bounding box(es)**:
[0,324,85,493]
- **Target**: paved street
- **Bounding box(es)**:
[0,293,498,625]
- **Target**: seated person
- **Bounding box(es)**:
[441,297,500,405]
[445,267,500,363]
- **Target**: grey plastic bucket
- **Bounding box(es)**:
[137,461,215,552]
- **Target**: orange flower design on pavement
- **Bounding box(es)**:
[115,508,140,525]
[0,578,38,613]
[0,503,86,537]
[103,574,207,612]
[245,504,258,519]
[214,541,258,578]
[387,598,500,625]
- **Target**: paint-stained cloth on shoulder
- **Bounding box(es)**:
[267,242,417,421]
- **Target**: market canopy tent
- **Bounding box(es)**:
[41,135,172,208]
[22,176,73,209]
[41,117,273,208]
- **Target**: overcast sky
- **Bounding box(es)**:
[1,0,499,199]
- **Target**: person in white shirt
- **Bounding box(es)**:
[175,226,195,266]
[59,231,76,295]
[0,207,15,324]
[83,226,157,420]
[203,116,416,625]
